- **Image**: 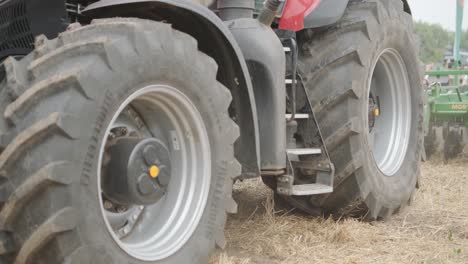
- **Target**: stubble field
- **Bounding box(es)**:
[210,157,468,264]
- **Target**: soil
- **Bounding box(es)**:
[210,157,468,264]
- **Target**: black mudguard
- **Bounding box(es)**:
[227,18,286,171]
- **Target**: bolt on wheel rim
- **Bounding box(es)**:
[368,49,411,176]
[97,85,211,261]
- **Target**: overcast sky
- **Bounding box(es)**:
[408,0,467,31]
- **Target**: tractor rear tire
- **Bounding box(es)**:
[287,0,423,219]
[0,18,240,263]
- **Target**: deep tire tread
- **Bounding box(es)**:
[324,117,360,151]
[283,0,422,220]
[0,232,15,255]
[3,58,28,100]
[0,18,240,263]
[314,81,361,120]
[0,112,78,172]
[15,207,77,264]
[0,162,73,230]
[28,38,112,78]
[4,70,91,123]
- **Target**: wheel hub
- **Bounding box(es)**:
[103,137,171,205]
[368,93,380,132]
[98,85,212,261]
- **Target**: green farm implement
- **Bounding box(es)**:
[424,0,468,160]
[424,70,468,160]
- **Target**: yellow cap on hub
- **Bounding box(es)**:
[149,165,160,178]
[374,108,380,117]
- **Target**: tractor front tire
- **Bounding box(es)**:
[0,18,240,263]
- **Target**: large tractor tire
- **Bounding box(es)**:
[0,18,240,263]
[287,0,423,219]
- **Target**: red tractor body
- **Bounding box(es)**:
[279,0,321,31]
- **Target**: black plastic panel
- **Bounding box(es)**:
[0,0,68,59]
[0,0,34,58]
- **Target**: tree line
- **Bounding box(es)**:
[414,21,468,64]
[394,21,468,64]
[414,21,452,64]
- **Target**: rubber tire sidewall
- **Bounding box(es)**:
[357,19,423,209]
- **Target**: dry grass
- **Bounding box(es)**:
[210,158,468,264]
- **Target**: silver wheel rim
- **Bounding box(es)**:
[368,49,411,176]
[97,85,211,261]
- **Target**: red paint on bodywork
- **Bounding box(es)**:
[278,0,321,31]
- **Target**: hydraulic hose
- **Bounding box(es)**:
[258,0,282,26]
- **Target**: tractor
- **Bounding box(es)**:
[0,0,422,263]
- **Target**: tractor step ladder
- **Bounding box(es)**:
[276,113,335,196]
[277,41,335,196]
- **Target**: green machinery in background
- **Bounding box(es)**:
[424,0,468,161]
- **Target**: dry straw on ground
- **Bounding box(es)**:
[210,157,468,264]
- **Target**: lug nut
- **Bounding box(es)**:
[103,200,113,210]
[116,127,128,136]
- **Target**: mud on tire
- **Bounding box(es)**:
[0,18,240,263]
[285,0,423,219]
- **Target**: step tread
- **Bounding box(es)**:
[286,148,321,155]
[285,113,309,119]
[291,183,333,195]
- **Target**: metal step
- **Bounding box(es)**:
[286,148,321,155]
[277,174,334,196]
[285,79,297,84]
[285,113,309,119]
[283,47,291,52]
[290,183,333,196]
[290,160,332,172]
